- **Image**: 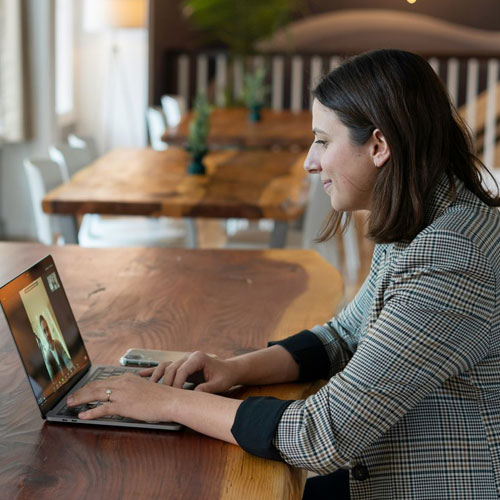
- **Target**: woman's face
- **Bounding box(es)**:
[305,99,387,212]
[41,318,55,347]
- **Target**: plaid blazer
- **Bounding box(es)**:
[274,177,500,499]
[231,176,500,499]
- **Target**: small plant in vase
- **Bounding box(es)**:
[186,94,211,175]
[242,67,268,122]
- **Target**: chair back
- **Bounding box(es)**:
[161,94,186,128]
[67,134,99,161]
[146,107,168,151]
[301,175,360,282]
[24,158,75,245]
[301,176,328,246]
[48,143,94,181]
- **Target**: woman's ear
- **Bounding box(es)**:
[371,129,391,168]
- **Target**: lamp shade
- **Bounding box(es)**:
[83,0,147,31]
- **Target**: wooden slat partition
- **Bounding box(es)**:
[272,56,285,111]
[177,54,190,112]
[466,58,479,137]
[484,59,499,169]
[215,54,228,107]
[329,56,341,71]
[291,56,304,112]
[309,56,323,108]
[196,54,209,95]
[233,58,244,101]
[166,51,500,167]
[447,58,460,105]
[428,57,440,75]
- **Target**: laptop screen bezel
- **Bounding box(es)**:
[0,254,92,417]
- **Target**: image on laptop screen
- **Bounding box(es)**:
[0,256,90,414]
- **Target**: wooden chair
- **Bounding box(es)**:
[24,158,77,245]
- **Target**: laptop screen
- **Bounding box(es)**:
[0,255,90,416]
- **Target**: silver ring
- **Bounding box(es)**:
[105,388,112,402]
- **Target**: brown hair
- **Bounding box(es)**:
[313,49,500,243]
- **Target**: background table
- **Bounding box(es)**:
[42,147,309,248]
[0,243,342,500]
[162,108,313,149]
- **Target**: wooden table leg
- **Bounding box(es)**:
[270,221,288,248]
[186,218,199,248]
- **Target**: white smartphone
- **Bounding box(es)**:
[119,348,208,387]
[119,348,189,367]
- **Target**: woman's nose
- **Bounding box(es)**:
[304,150,322,174]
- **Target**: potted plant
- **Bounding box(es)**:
[182,0,305,57]
[185,94,211,175]
[242,67,268,122]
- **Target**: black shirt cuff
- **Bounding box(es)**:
[231,396,295,461]
[268,330,330,381]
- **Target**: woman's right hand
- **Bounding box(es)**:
[139,351,240,394]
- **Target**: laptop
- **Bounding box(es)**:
[0,254,182,430]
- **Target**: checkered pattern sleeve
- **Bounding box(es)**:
[267,245,387,381]
[312,246,387,376]
[273,230,496,474]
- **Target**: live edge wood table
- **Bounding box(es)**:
[0,243,342,500]
[162,108,313,150]
[42,147,309,248]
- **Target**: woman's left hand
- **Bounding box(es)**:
[66,373,173,422]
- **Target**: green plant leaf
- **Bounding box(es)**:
[186,93,211,158]
[183,0,305,55]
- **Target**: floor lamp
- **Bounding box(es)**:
[83,0,147,151]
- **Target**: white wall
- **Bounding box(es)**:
[75,0,148,155]
[0,0,57,241]
[0,0,149,241]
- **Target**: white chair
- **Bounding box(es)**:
[24,158,77,245]
[49,143,93,181]
[161,94,186,128]
[49,143,188,248]
[146,106,168,150]
[68,134,99,160]
[296,175,360,284]
[77,214,187,248]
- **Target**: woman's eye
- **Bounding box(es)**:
[314,140,327,147]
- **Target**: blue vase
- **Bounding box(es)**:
[248,104,262,122]
[187,153,206,175]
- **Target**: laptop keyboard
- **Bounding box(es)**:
[58,366,139,421]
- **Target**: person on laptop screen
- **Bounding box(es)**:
[38,313,73,380]
[68,49,500,500]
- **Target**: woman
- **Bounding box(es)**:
[67,49,500,499]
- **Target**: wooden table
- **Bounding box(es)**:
[0,243,342,500]
[162,108,313,150]
[42,147,309,248]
